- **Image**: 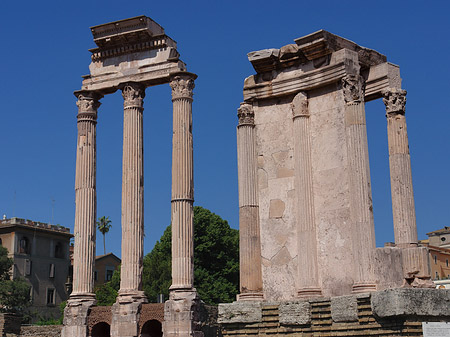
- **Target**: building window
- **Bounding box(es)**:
[447,259,449,267]
[54,242,64,259]
[434,255,437,264]
[46,288,55,306]
[29,286,33,304]
[106,269,114,282]
[0,238,2,246]
[94,271,98,281]
[436,272,439,280]
[25,259,32,276]
[49,264,55,278]
[19,237,30,254]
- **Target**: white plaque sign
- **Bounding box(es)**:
[423,322,450,337]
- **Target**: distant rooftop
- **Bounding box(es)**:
[0,217,71,234]
[427,226,450,236]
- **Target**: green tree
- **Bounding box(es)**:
[95,268,120,306]
[0,246,30,313]
[143,206,239,304]
[97,216,112,255]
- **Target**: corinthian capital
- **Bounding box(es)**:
[237,103,254,126]
[382,88,407,115]
[170,74,196,100]
[76,91,102,121]
[292,91,309,118]
[342,74,365,104]
[122,83,145,109]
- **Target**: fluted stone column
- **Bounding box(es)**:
[292,92,322,298]
[382,88,418,248]
[118,82,147,301]
[342,75,377,292]
[382,89,433,286]
[236,102,264,300]
[170,74,196,292]
[111,83,146,337]
[62,91,101,337]
[164,72,203,337]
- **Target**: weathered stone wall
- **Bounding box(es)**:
[219,289,450,337]
[254,82,357,299]
[309,83,355,297]
[19,325,62,337]
[255,96,298,300]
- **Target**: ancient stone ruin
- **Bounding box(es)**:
[62,16,201,337]
[64,16,450,337]
[219,30,450,336]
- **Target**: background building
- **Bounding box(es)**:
[420,227,450,288]
[94,253,120,287]
[0,217,72,319]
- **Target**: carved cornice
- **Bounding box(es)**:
[170,74,195,101]
[292,92,309,118]
[122,83,146,109]
[342,74,365,104]
[76,92,102,121]
[237,103,254,126]
[382,88,407,115]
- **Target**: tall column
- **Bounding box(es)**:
[236,102,264,300]
[170,73,196,291]
[292,92,322,298]
[62,91,101,337]
[111,83,146,337]
[118,82,146,301]
[382,89,433,287]
[342,75,377,292]
[164,72,203,337]
[382,88,418,248]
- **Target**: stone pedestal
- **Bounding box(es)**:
[291,92,321,298]
[62,91,101,337]
[163,290,204,337]
[236,103,264,300]
[111,300,143,337]
[342,75,376,293]
[62,298,94,337]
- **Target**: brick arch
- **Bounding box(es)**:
[140,319,162,337]
[87,306,112,335]
[138,303,165,333]
[90,322,110,337]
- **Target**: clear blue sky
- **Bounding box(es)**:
[0,1,448,258]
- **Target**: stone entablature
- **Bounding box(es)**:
[80,16,186,94]
[243,30,400,102]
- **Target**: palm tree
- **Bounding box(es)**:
[97,216,112,255]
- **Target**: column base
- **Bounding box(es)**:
[163,288,204,337]
[297,287,322,298]
[237,292,264,301]
[110,291,147,337]
[352,282,377,293]
[61,294,96,337]
[401,246,434,288]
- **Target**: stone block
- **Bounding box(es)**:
[279,301,311,325]
[218,302,262,324]
[330,295,358,322]
[371,288,450,318]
